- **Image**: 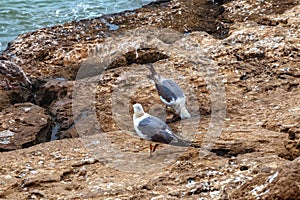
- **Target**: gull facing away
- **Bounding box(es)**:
[133,103,189,157]
[0,60,32,89]
[146,63,191,119]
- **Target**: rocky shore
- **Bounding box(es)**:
[0,0,299,199]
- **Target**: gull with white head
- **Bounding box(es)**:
[133,103,189,157]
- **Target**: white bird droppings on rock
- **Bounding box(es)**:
[0,130,15,144]
[23,107,31,112]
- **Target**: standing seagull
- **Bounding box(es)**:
[0,60,32,89]
[146,63,191,119]
[133,103,189,157]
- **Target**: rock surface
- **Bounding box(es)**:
[0,103,52,151]
[0,0,300,199]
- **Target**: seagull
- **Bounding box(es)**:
[133,103,189,157]
[146,63,191,119]
[0,59,32,89]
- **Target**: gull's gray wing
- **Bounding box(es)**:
[150,129,175,144]
[146,64,185,103]
[138,115,175,144]
[155,82,177,103]
[155,79,185,103]
[138,115,188,146]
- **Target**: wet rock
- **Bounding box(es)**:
[58,126,79,139]
[0,103,52,151]
[49,98,73,132]
[33,79,76,139]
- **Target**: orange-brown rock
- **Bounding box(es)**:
[0,0,299,199]
[0,103,52,151]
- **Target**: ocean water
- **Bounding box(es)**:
[0,0,153,52]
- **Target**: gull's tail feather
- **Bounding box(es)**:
[170,137,201,148]
[170,138,190,147]
[169,138,201,148]
[179,106,191,119]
